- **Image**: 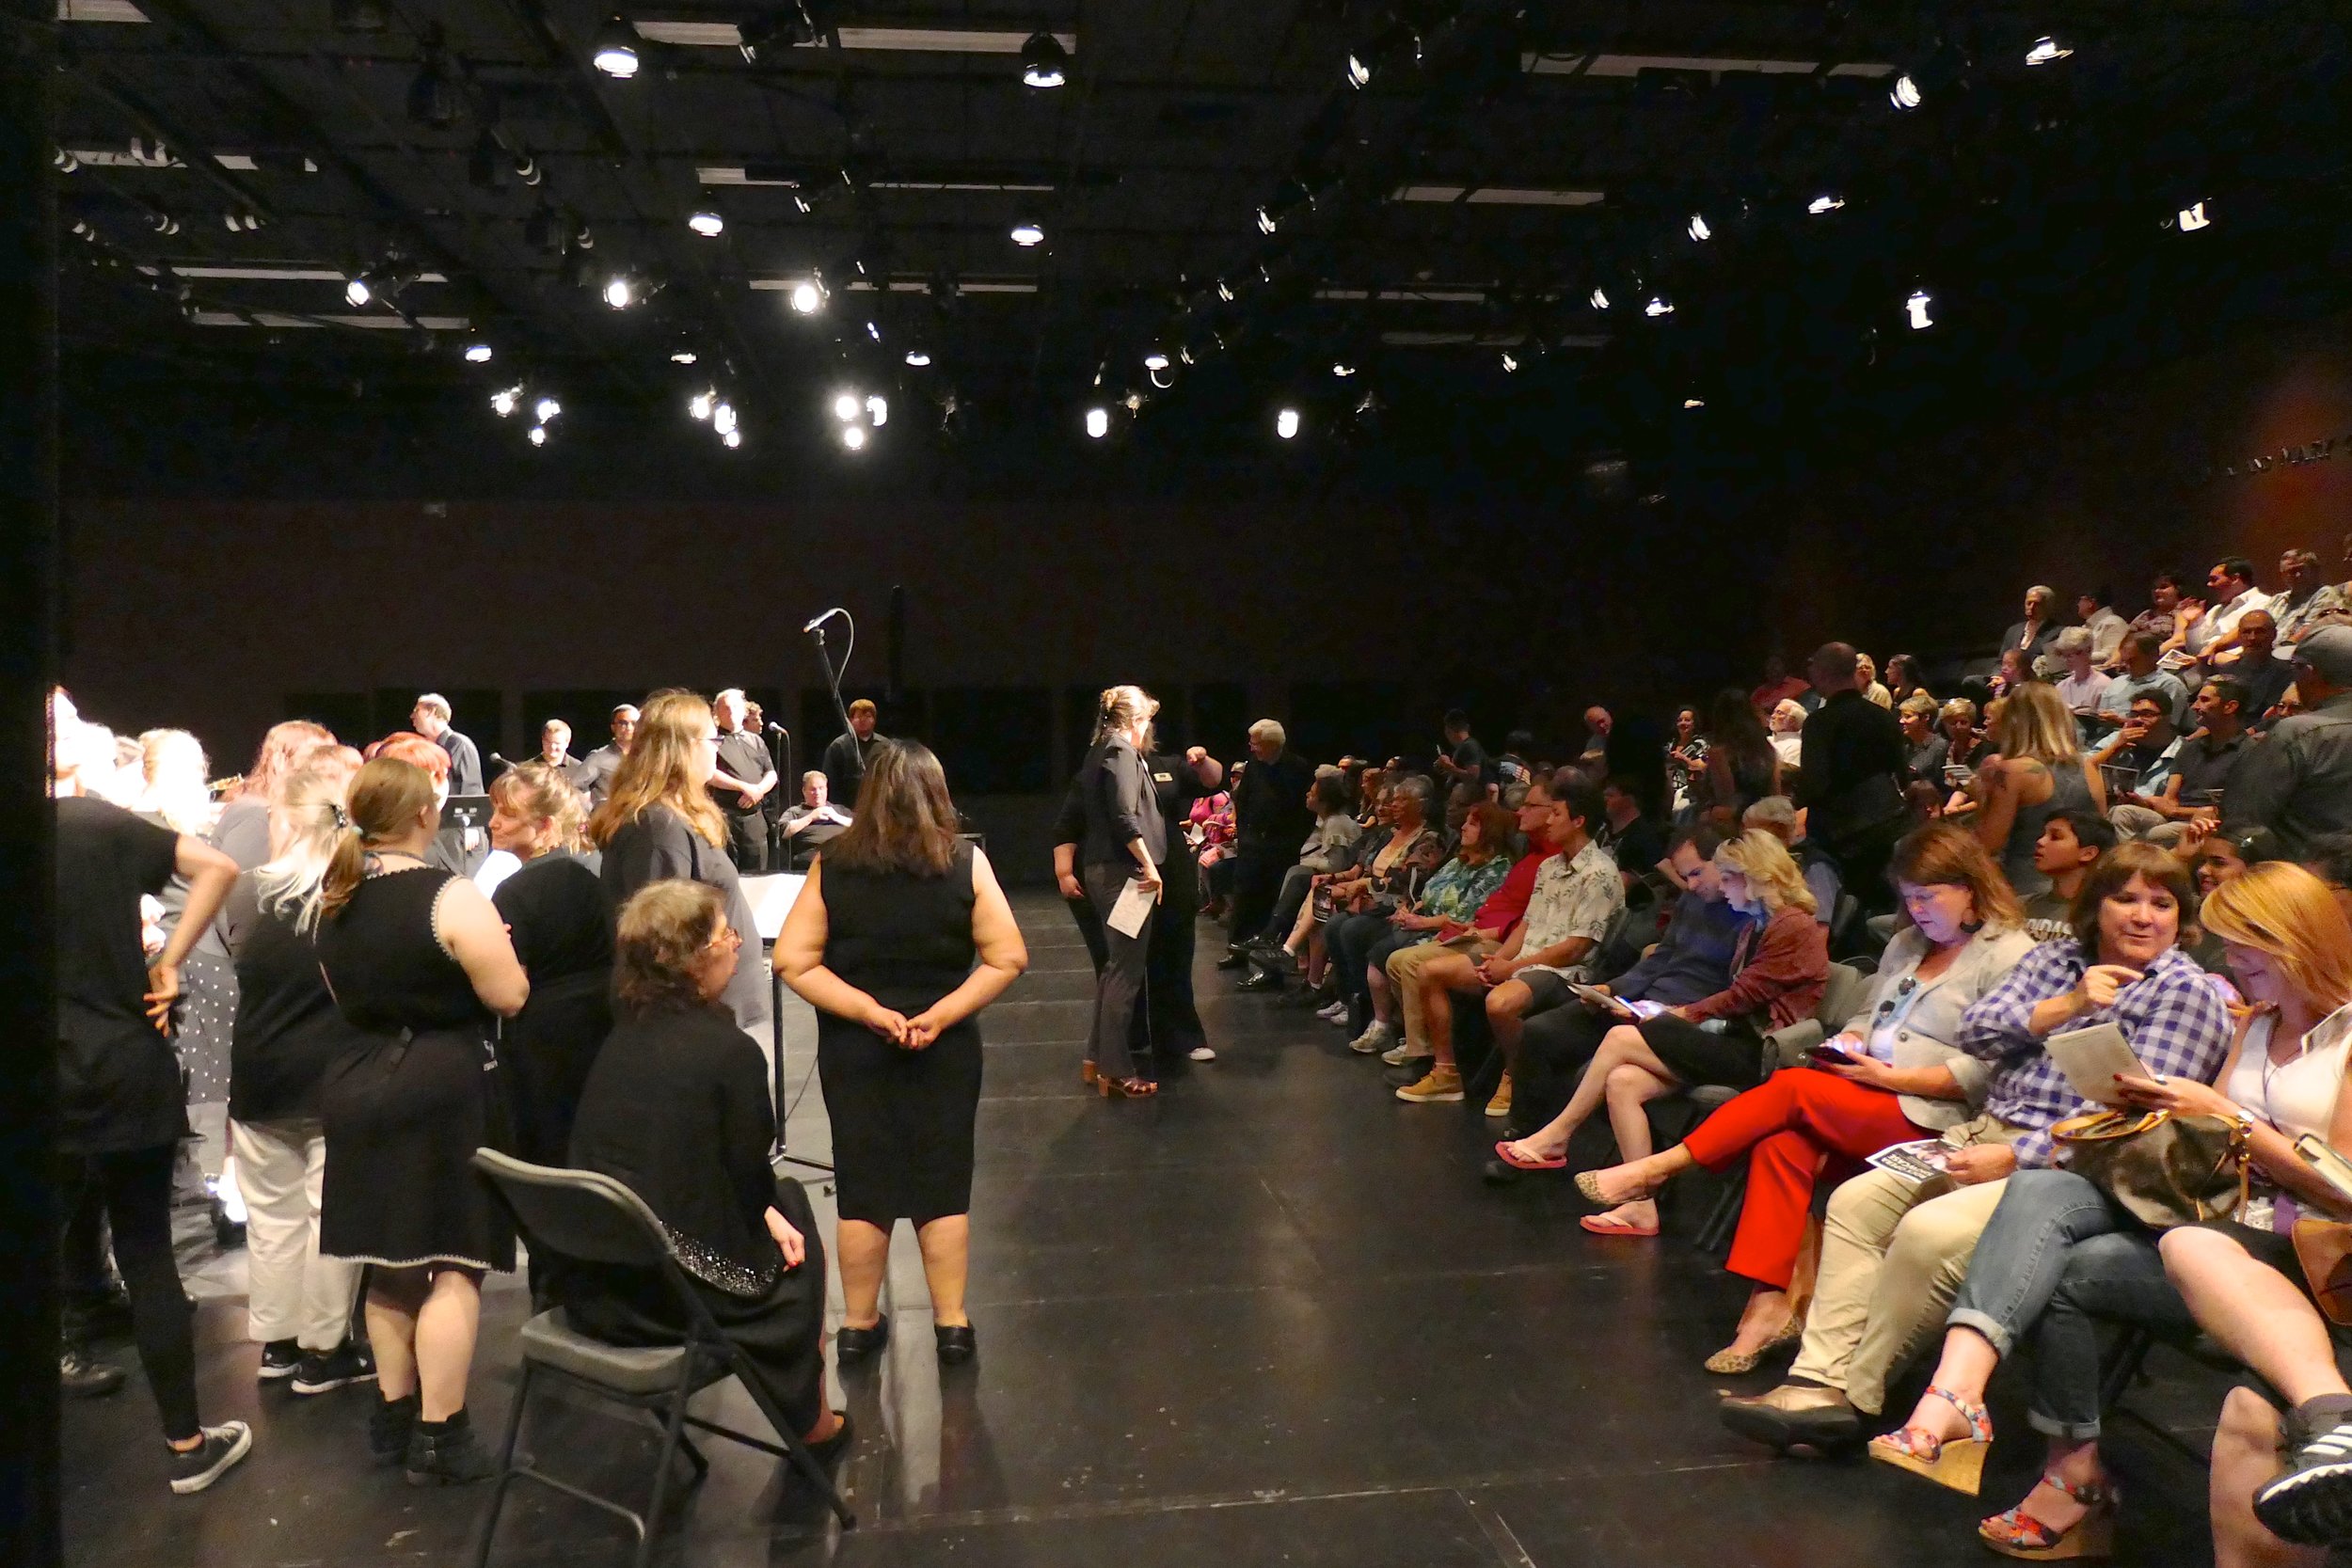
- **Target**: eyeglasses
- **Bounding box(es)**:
[705,926,742,951]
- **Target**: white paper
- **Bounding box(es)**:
[1106,877,1155,938]
[2045,1022,2153,1109]
[1867,1138,1956,1186]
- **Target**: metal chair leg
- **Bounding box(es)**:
[472,1360,535,1568]
[635,1368,698,1568]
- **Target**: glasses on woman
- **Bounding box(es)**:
[705,926,742,951]
[1874,975,1919,1020]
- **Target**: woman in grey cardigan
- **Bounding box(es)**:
[1565,823,2035,1372]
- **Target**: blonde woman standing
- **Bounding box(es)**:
[1074,685,1168,1099]
[1968,682,2106,898]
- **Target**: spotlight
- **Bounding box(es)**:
[534,395,562,422]
[713,401,738,436]
[464,342,493,363]
[602,275,636,309]
[1332,361,1356,377]
[687,211,725,237]
[1255,205,1278,234]
[723,429,742,449]
[866,320,882,342]
[2176,199,2212,232]
[2025,37,2073,66]
[671,348,698,364]
[1020,30,1069,88]
[527,424,548,446]
[842,425,867,451]
[1686,213,1711,242]
[789,280,823,313]
[490,386,521,417]
[1588,287,1610,310]
[1345,52,1372,88]
[1683,398,1705,409]
[1216,278,1235,303]
[1501,351,1520,372]
[1807,193,1846,214]
[344,275,373,308]
[1085,406,1110,439]
[1905,289,1933,330]
[832,391,861,421]
[1143,352,1169,372]
[866,395,888,427]
[1275,406,1300,440]
[1010,221,1045,247]
[54,147,78,172]
[1644,296,1674,317]
[592,16,640,78]
[904,349,932,367]
[1889,72,1922,110]
[689,390,713,420]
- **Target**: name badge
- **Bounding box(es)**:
[1153,771,1174,783]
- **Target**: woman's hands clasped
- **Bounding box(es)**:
[857,992,951,1050]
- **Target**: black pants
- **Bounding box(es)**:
[57,1145,199,1441]
[1512,1008,1615,1133]
[1227,842,1292,946]
[725,810,769,873]
[1821,819,1902,915]
[1263,865,1315,945]
[1066,894,1109,975]
[1071,887,1206,1057]
[1083,862,1155,1083]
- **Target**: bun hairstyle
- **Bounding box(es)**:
[318,756,439,921]
[1093,684,1159,746]
[491,761,589,854]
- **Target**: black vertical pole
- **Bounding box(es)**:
[1,3,64,1564]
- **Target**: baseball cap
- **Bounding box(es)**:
[2293,625,2352,688]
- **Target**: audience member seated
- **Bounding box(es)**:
[1855,653,1894,709]
[1752,653,1814,717]
[2077,590,2130,669]
[1594,773,1668,891]
[1899,694,1948,784]
[2224,626,2352,857]
[1340,802,1514,1055]
[2019,808,2117,941]
[1868,863,2349,1558]
[1741,796,1841,926]
[2089,691,2184,830]
[1966,683,2104,899]
[1768,700,1807,769]
[1886,654,1933,711]
[2191,556,2269,670]
[2000,586,2060,667]
[1721,842,2232,1455]
[1665,707,1708,809]
[2272,546,2348,653]
[1300,775,1445,1018]
[1989,648,2036,701]
[1230,771,1358,982]
[2109,676,2252,844]
[1493,831,1828,1235]
[779,769,853,857]
[1940,698,1986,780]
[2099,629,2192,728]
[1699,687,1783,831]
[1551,826,2032,1371]
[2228,610,2296,722]
[1796,642,1911,912]
[562,880,845,1457]
[2051,628,2110,736]
[1494,730,1535,788]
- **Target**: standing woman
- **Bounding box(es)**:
[1699,688,1782,832]
[1967,682,2106,898]
[315,757,529,1483]
[1141,736,1226,1064]
[215,720,335,868]
[591,690,771,1042]
[774,740,1027,1363]
[1075,686,1168,1098]
[488,762,614,1172]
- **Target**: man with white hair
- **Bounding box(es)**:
[2001,585,2060,666]
[1218,719,1316,959]
[408,693,483,796]
[711,688,778,871]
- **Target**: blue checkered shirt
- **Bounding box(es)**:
[1954,938,2234,1168]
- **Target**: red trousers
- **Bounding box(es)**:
[1682,1067,1928,1289]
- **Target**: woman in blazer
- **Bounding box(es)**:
[1562,824,2035,1372]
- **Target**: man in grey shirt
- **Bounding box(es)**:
[2095,630,2189,729]
[2225,627,2352,856]
[574,703,637,807]
[411,692,483,796]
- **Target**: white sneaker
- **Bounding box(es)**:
[1315,1002,1348,1022]
[1187,1045,1216,1062]
[1381,1040,1414,1066]
[1349,1022,1394,1055]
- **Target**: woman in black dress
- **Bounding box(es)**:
[487,762,613,1171]
[1074,685,1167,1098]
[591,689,771,1040]
[315,756,530,1484]
[564,880,846,1453]
[774,740,1027,1363]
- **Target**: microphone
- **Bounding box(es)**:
[802,608,843,634]
[764,722,789,737]
[488,752,509,768]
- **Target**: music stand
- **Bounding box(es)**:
[737,872,832,1174]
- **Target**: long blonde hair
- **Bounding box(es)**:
[1990,683,2081,767]
[231,720,335,805]
[256,752,364,933]
[319,757,439,921]
[589,689,726,850]
[136,728,215,835]
[2201,863,2352,1016]
[1718,830,1819,916]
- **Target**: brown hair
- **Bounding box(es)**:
[1888,821,2026,934]
[491,761,589,853]
[822,738,961,878]
[319,756,438,921]
[589,689,726,850]
[2069,840,2200,956]
[612,879,728,1017]
[1458,802,1513,866]
[848,698,877,720]
[2201,863,2352,1015]
[231,720,334,804]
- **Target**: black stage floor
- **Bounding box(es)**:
[64,894,2232,1566]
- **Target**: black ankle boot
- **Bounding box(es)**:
[405,1407,496,1486]
[369,1393,421,1465]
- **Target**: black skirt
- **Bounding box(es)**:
[318,1026,516,1272]
[1637,1013,1768,1092]
[817,1014,982,1227]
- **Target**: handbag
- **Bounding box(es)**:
[2293,1218,2352,1326]
[2050,1107,2251,1230]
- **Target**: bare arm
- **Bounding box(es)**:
[435,879,531,1017]
[1969,755,2023,861]
[771,860,909,1040]
[906,849,1029,1046]
[144,837,240,1028]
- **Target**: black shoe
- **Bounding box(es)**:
[167,1422,254,1495]
[807,1410,855,1465]
[405,1410,496,1486]
[1716,1383,1863,1457]
[2256,1405,2352,1546]
[292,1340,377,1396]
[369,1393,421,1465]
[1215,951,1250,971]
[834,1317,889,1361]
[257,1338,303,1382]
[935,1323,977,1363]
[68,1284,135,1344]
[1481,1160,1522,1186]
[61,1345,125,1399]
[1235,969,1284,993]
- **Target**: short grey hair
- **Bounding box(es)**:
[2053,626,2093,657]
[715,687,746,706]
[414,692,451,721]
[2026,584,2058,610]
[1248,719,1286,749]
[1742,795,1799,836]
[1390,773,1437,814]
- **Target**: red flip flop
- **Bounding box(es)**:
[1580,1212,1661,1239]
[1493,1140,1566,1171]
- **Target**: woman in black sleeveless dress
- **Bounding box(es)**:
[774,740,1028,1364]
[314,756,529,1485]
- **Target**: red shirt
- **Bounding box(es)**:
[1467,846,1550,937]
[1751,675,1810,715]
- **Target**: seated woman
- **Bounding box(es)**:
[1887,654,1932,711]
[1900,693,1949,784]
[563,879,846,1456]
[1238,772,1362,991]
[1281,776,1443,1014]
[1719,842,2234,1459]
[1338,801,1514,1054]
[1553,825,2032,1373]
[1941,698,1986,780]
[1495,831,1828,1234]
[1867,863,2350,1560]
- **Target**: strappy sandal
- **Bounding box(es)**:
[1098,1075,1159,1099]
[1979,1473,2117,1560]
[1867,1385,1994,1495]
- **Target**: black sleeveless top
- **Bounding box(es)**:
[817,843,977,1018]
[317,863,491,1036]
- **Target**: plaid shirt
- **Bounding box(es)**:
[1955,938,2233,1168]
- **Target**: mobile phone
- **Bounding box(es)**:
[1808,1043,1857,1067]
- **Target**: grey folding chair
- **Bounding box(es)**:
[469,1150,854,1568]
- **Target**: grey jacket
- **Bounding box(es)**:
[1835,924,2038,1130]
[2223,692,2352,855]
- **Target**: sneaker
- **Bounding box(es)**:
[1315,1001,1348,1022]
[167,1422,253,1495]
[1380,1039,1415,1067]
[257,1338,303,1382]
[1349,1021,1394,1055]
[1187,1045,1217,1062]
[405,1410,497,1486]
[2255,1409,2352,1546]
[291,1340,377,1396]
[1485,1073,1514,1118]
[1395,1067,1465,1103]
[62,1345,125,1399]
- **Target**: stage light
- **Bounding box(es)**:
[723,429,742,449]
[1345,52,1372,88]
[789,280,823,314]
[687,211,725,237]
[55,147,78,172]
[866,321,882,343]
[1686,213,1711,242]
[344,275,373,308]
[527,425,548,446]
[689,390,713,420]
[1501,351,1520,372]
[842,425,867,451]
[1216,278,1235,303]
[1143,351,1169,372]
[1275,407,1300,440]
[1683,397,1705,409]
[2025,37,2072,66]
[866,394,888,427]
[833,391,861,421]
[1588,287,1610,310]
[1906,289,1934,329]
[604,275,641,309]
[464,342,493,363]
[1085,406,1110,439]
[713,401,738,436]
[1010,221,1045,246]
[1889,73,1922,110]
[491,386,521,417]
[1256,205,1278,234]
[671,348,697,364]
[2177,199,2212,232]
[1644,296,1674,318]
[592,16,640,78]
[1808,193,1845,214]
[1332,361,1356,377]
[904,349,932,367]
[534,395,562,422]
[1021,31,1068,88]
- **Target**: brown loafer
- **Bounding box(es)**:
[1718,1382,1862,1456]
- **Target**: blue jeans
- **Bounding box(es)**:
[1947,1169,2196,1438]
